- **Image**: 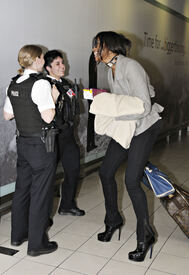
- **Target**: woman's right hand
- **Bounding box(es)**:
[51,84,60,103]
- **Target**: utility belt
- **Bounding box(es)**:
[16,130,42,138]
[16,127,59,153]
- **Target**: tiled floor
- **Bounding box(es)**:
[0,132,189,275]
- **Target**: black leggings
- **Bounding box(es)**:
[99,119,162,241]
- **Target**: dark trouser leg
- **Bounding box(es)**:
[87,103,97,152]
[17,137,57,251]
[11,145,31,242]
[99,139,128,226]
[11,137,57,250]
[28,150,57,250]
[59,135,80,209]
[125,120,162,241]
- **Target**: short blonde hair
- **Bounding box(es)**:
[18,45,42,74]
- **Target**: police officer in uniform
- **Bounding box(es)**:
[3,45,59,256]
[44,50,85,216]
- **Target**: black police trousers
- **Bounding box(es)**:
[58,128,80,209]
[99,119,162,242]
[11,136,57,251]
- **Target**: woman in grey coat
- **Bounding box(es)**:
[92,31,163,262]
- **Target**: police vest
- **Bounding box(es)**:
[7,73,51,135]
[46,77,79,130]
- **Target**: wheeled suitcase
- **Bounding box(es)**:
[160,184,189,238]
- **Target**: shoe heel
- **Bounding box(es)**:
[118,227,122,241]
[98,223,123,242]
[149,245,153,259]
[128,235,155,262]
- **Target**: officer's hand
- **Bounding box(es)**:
[52,84,60,103]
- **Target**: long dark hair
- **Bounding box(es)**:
[92,31,131,57]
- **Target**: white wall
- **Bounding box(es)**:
[157,0,189,17]
[0,0,188,88]
[0,0,189,193]
[0,0,96,87]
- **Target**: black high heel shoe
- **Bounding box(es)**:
[97,223,123,242]
[128,235,155,262]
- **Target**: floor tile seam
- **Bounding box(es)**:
[96,256,148,275]
[26,247,80,271]
[149,204,162,217]
[62,249,110,260]
[84,201,106,213]
[11,253,28,260]
[21,256,66,268]
[0,256,23,275]
[49,213,96,238]
[70,223,105,251]
[151,204,182,228]
[157,223,178,232]
[48,266,57,275]
[51,218,104,235]
[49,266,85,275]
[56,250,110,274]
[181,177,189,185]
[0,237,10,246]
[50,225,87,238]
[62,223,132,260]
[157,249,189,260]
[144,267,176,275]
[120,201,132,212]
[76,239,127,260]
[51,220,103,239]
[52,227,106,267]
[144,225,178,271]
[48,249,77,270]
[175,178,189,185]
[96,231,137,274]
[55,231,98,250]
[148,202,162,214]
[149,204,172,226]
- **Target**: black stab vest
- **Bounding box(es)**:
[46,77,79,130]
[7,74,50,135]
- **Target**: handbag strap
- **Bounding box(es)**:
[175,188,189,207]
[181,189,189,197]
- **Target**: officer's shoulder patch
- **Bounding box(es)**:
[11,75,20,82]
[30,73,45,80]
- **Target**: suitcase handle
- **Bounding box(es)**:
[175,188,189,207]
